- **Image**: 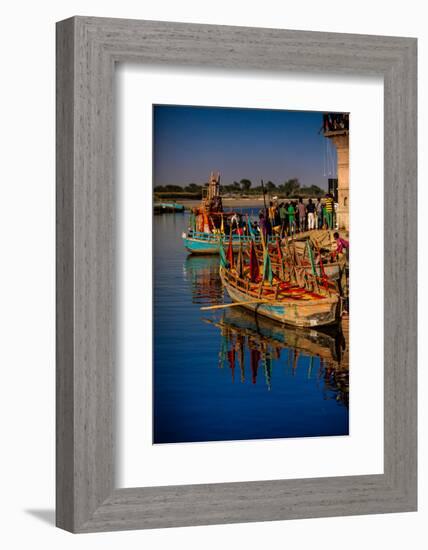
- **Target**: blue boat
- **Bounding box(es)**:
[154,202,185,214]
[182,230,269,255]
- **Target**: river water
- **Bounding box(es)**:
[153,211,349,444]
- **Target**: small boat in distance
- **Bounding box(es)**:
[154,201,185,214]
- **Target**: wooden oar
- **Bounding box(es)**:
[201,299,271,311]
[200,293,317,312]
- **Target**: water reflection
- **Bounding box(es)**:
[184,253,348,407]
[205,307,349,407]
[183,255,224,305]
[154,214,349,443]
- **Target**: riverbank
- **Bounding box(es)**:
[179,197,269,209]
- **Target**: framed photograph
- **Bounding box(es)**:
[152,105,350,446]
[56,16,417,532]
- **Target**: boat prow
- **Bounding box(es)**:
[183,231,262,255]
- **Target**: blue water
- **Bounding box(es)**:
[153,211,349,444]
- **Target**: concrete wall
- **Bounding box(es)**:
[325,132,350,231]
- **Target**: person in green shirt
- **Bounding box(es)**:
[279,202,287,235]
[287,202,296,234]
[324,193,335,229]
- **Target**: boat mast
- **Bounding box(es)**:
[207,171,221,201]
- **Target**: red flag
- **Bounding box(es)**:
[236,242,244,278]
[250,348,260,384]
[227,349,235,382]
[227,237,234,268]
[249,240,259,282]
[276,238,284,279]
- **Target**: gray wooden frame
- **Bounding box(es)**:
[56,16,417,533]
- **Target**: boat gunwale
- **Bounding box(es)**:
[185,230,278,243]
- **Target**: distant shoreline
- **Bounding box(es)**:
[164,197,324,210]
[178,198,268,209]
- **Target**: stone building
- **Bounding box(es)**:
[323,114,349,232]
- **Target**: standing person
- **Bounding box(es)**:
[274,204,281,231]
[316,197,323,229]
[258,212,267,240]
[333,231,350,313]
[230,212,239,230]
[287,202,296,234]
[279,202,287,235]
[324,193,335,229]
[265,215,272,237]
[306,198,316,230]
[333,232,349,260]
[294,201,299,229]
[297,198,306,232]
[268,201,276,227]
[322,200,327,229]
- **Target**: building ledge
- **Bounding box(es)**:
[323,129,349,137]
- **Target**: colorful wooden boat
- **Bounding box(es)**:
[287,230,346,271]
[219,266,340,328]
[255,238,342,280]
[182,170,270,254]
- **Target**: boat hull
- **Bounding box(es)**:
[183,232,269,255]
[220,270,340,328]
[183,236,242,255]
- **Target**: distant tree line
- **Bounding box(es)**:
[154,178,326,199]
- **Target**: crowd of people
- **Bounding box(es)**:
[259,193,337,237]
[189,193,339,238]
[323,113,349,133]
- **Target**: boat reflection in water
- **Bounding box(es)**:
[183,255,224,305]
[158,249,350,443]
[204,307,348,407]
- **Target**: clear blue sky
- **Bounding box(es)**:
[153,105,337,189]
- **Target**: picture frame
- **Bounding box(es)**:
[56,16,417,533]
